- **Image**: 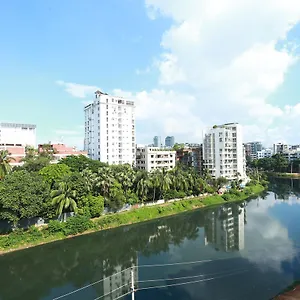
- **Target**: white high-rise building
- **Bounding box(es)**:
[84,90,135,165]
[0,122,36,146]
[203,123,246,180]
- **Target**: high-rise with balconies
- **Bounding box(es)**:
[203,123,246,180]
[84,90,135,165]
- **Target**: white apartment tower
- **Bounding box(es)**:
[84,90,135,165]
[203,123,246,180]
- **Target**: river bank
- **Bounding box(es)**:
[0,183,265,255]
[266,172,300,178]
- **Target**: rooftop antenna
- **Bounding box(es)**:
[60,136,64,144]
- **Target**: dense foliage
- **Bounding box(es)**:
[0,153,260,230]
[248,153,300,173]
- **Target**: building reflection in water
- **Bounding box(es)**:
[102,256,138,299]
[204,203,246,252]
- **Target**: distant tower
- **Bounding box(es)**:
[153,136,161,147]
[165,136,175,148]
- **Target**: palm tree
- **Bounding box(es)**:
[0,150,14,179]
[51,180,78,219]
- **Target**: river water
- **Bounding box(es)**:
[1,178,300,300]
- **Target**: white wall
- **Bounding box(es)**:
[0,123,36,146]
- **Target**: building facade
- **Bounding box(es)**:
[165,136,175,148]
[136,146,176,172]
[84,90,135,165]
[0,122,37,167]
[257,148,273,159]
[203,123,246,180]
[273,143,289,154]
[244,141,262,160]
[176,145,203,174]
[0,122,36,147]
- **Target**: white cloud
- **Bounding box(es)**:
[129,0,300,144]
[56,80,100,98]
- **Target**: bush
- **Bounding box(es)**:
[48,220,65,235]
[177,191,186,199]
[88,195,104,218]
[222,193,231,201]
[63,215,94,236]
[205,186,215,194]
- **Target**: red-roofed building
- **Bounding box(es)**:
[38,143,88,163]
[0,145,26,166]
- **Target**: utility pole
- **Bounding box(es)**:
[131,267,135,300]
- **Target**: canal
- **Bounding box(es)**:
[1,178,300,300]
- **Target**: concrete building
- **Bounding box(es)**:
[153,136,161,148]
[244,142,262,160]
[176,145,203,175]
[204,204,245,252]
[0,122,36,147]
[84,90,135,165]
[38,143,88,163]
[165,136,175,148]
[273,143,289,154]
[136,145,176,172]
[0,122,37,167]
[203,123,246,180]
[257,148,273,159]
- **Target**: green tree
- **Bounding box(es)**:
[0,171,50,224]
[51,180,78,218]
[0,150,14,179]
[59,155,107,173]
[39,163,72,187]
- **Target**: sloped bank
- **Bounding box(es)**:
[0,183,265,254]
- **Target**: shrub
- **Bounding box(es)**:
[222,193,231,201]
[48,220,65,235]
[177,191,186,199]
[88,195,104,218]
[63,215,94,236]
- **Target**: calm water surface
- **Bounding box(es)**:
[1,178,300,300]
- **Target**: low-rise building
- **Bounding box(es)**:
[136,145,176,172]
[273,143,289,154]
[0,145,26,166]
[257,148,273,159]
[176,145,203,174]
[38,143,88,163]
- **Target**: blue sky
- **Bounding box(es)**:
[1,0,300,148]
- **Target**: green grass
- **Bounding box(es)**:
[0,183,265,254]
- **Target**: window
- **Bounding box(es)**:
[106,117,108,122]
[106,105,108,109]
[219,138,223,142]
[106,99,108,103]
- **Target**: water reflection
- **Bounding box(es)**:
[204,203,245,252]
[1,179,300,299]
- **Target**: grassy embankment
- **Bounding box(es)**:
[266,172,300,178]
[0,183,265,254]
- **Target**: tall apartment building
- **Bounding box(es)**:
[203,123,246,180]
[153,136,161,148]
[165,136,175,148]
[84,90,135,165]
[136,145,176,172]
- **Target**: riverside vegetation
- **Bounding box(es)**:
[0,148,267,252]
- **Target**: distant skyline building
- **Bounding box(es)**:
[84,90,136,165]
[203,123,246,181]
[153,136,161,148]
[165,136,175,148]
[273,143,289,154]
